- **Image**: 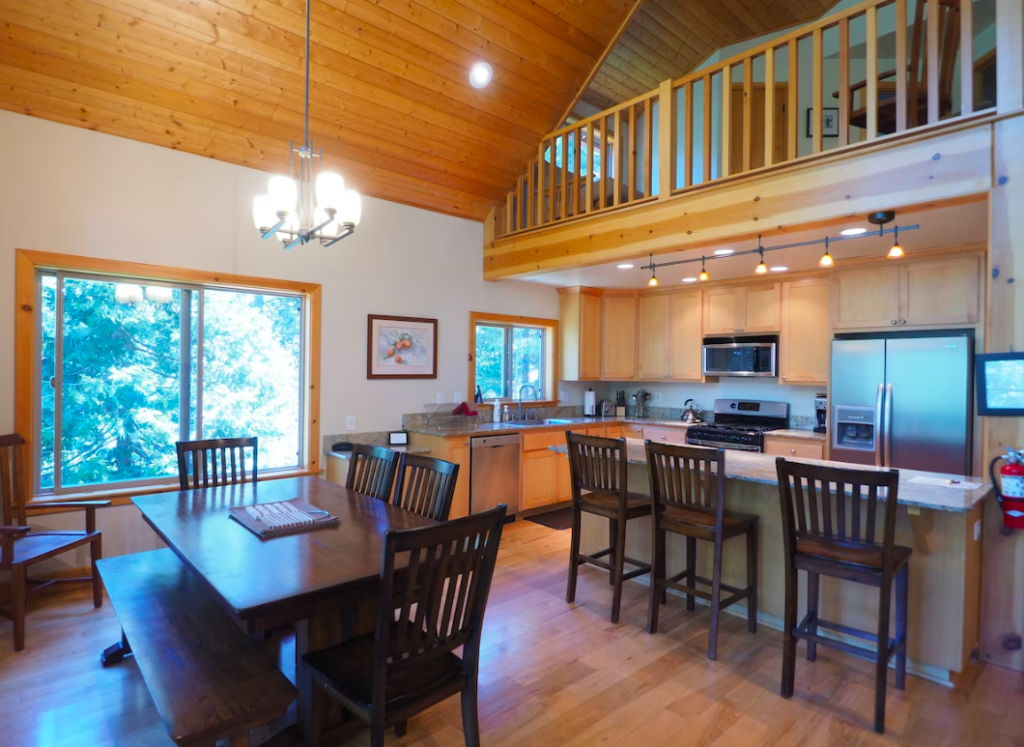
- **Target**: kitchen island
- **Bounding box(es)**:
[550,438,991,685]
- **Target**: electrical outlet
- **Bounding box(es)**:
[346,415,356,431]
[974,520,981,541]
[654,392,662,403]
[436,393,445,404]
[559,389,567,401]
[453,391,462,404]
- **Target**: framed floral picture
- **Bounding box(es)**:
[367,315,438,379]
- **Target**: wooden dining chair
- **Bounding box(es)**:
[392,453,459,521]
[645,441,759,660]
[565,431,651,624]
[346,444,400,502]
[175,437,258,490]
[300,504,506,747]
[1,434,109,651]
[776,458,910,734]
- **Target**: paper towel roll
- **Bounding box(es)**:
[583,389,596,416]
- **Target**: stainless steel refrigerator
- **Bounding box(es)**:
[830,334,973,474]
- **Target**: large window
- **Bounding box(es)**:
[36,271,304,493]
[472,316,554,401]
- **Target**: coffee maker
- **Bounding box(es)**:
[814,393,828,434]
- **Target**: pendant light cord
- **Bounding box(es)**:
[304,0,311,148]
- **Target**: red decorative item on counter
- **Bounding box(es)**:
[992,448,1024,529]
[451,402,478,417]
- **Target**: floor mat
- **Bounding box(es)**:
[524,507,573,530]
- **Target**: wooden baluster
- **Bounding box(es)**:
[927,0,940,124]
[812,29,823,155]
[560,133,568,220]
[895,0,908,131]
[526,157,535,228]
[536,142,545,226]
[505,191,513,233]
[866,6,879,140]
[658,79,676,197]
[703,74,712,182]
[572,127,582,216]
[595,118,605,210]
[628,103,637,203]
[996,0,1024,112]
[585,121,595,213]
[612,110,622,207]
[765,49,775,166]
[517,174,525,231]
[721,68,732,177]
[960,0,973,115]
[742,57,752,172]
[548,136,556,222]
[839,18,851,145]
[683,82,694,187]
[787,41,798,160]
[643,98,653,196]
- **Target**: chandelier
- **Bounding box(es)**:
[252,0,361,249]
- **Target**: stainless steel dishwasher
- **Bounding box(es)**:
[470,434,520,516]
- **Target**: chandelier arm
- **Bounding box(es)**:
[322,224,355,247]
[259,216,288,240]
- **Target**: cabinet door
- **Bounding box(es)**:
[703,288,740,335]
[832,266,901,329]
[624,424,645,440]
[522,450,558,510]
[642,426,689,446]
[444,438,472,519]
[602,294,637,379]
[556,453,573,502]
[579,292,603,379]
[637,294,670,380]
[900,256,980,326]
[780,279,830,385]
[763,436,824,460]
[742,283,781,332]
[669,291,703,380]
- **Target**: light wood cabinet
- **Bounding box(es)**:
[637,294,670,380]
[670,291,703,380]
[443,437,471,519]
[601,292,637,380]
[832,256,980,330]
[641,425,689,446]
[763,435,824,460]
[638,291,702,381]
[703,284,780,335]
[522,449,559,510]
[558,287,602,381]
[779,278,830,385]
[623,423,645,440]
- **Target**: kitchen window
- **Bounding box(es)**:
[470,313,558,403]
[15,250,322,499]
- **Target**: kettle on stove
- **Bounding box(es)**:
[682,399,701,424]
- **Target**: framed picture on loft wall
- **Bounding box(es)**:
[806,107,840,138]
[367,315,438,379]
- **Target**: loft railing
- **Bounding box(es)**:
[500,0,995,238]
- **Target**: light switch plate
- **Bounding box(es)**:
[975,520,981,541]
[654,392,662,403]
[346,415,356,431]
[453,391,461,404]
[436,393,445,404]
[559,389,567,401]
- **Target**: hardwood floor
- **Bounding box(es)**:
[3,520,1024,746]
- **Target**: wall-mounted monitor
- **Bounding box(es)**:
[976,352,1024,416]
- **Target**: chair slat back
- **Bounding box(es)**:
[645,441,725,526]
[346,445,400,501]
[566,431,628,503]
[0,434,28,527]
[374,505,505,693]
[175,438,258,490]
[775,458,901,563]
[393,454,459,521]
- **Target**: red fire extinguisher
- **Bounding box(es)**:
[992,448,1024,529]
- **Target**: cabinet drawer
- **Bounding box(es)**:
[623,424,646,440]
[763,436,824,460]
[522,428,570,452]
[641,426,689,446]
[583,426,607,438]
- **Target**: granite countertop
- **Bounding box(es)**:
[550,438,992,513]
[403,416,701,438]
[325,446,431,458]
[765,429,827,442]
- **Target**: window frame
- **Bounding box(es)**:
[468,312,559,406]
[15,250,322,503]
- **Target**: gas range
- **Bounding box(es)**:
[686,399,789,452]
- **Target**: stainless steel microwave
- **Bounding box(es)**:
[702,336,778,377]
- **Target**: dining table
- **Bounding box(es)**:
[132,475,436,741]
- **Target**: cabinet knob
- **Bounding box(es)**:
[891,320,898,325]
[660,436,666,440]
[782,375,787,380]
[630,374,634,378]
[899,319,907,325]
[790,448,796,454]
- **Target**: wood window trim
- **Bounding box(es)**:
[468,312,559,406]
[14,249,323,502]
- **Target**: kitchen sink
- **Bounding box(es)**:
[543,418,575,425]
[510,417,577,426]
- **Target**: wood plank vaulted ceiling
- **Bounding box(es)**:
[0,0,837,222]
[581,0,839,111]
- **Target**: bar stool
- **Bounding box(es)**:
[775,458,910,734]
[565,432,651,624]
[645,441,759,660]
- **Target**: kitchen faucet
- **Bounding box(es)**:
[518,384,539,421]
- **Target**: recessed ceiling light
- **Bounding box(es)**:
[770,266,789,272]
[617,263,634,269]
[469,62,493,89]
[840,227,867,236]
[682,277,698,283]
[713,248,734,255]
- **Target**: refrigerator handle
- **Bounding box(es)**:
[884,383,893,468]
[874,383,884,468]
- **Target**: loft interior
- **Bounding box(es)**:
[1,0,1023,745]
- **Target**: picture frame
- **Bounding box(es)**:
[367,315,438,379]
[806,107,840,138]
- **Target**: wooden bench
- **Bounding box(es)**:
[97,549,296,746]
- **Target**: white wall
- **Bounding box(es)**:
[0,110,563,563]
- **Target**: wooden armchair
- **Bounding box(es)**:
[1,434,108,651]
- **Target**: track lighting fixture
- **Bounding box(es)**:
[819,237,834,267]
[888,226,905,259]
[648,254,659,287]
[698,256,709,282]
[754,237,768,275]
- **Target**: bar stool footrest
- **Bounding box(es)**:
[793,614,901,663]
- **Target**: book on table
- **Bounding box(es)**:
[229,498,339,539]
